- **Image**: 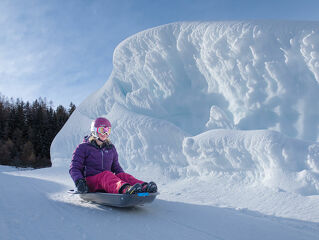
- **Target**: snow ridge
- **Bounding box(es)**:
[51,21,319,195]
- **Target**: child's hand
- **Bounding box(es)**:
[76,178,89,193]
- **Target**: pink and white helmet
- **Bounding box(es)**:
[90,117,111,138]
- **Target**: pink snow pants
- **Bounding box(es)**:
[86,171,144,194]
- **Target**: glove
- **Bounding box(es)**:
[75,178,89,193]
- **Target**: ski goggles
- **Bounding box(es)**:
[95,126,111,136]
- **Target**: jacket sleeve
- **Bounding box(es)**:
[69,144,86,184]
[111,147,124,174]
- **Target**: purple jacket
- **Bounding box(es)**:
[69,138,124,183]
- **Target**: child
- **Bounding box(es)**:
[69,117,157,194]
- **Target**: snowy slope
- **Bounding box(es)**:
[2,21,319,240]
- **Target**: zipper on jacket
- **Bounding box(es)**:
[101,150,104,170]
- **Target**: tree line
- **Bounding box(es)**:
[0,93,75,168]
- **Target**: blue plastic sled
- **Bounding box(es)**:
[68,190,159,207]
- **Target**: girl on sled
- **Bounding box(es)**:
[69,117,157,194]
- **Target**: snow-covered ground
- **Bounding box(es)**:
[1,166,319,240]
[2,21,319,240]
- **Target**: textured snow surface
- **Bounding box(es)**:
[52,21,319,195]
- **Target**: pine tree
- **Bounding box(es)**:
[0,100,6,139]
[56,105,68,130]
[0,94,10,140]
[11,128,23,165]
[0,139,14,166]
[68,102,76,116]
[20,141,36,167]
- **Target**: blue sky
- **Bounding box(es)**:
[1,0,319,107]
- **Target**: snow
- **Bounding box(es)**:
[2,21,319,239]
[1,167,319,240]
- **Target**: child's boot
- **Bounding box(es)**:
[141,182,157,193]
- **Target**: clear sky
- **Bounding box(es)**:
[1,0,319,107]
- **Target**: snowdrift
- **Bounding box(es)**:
[183,129,319,195]
[51,21,319,195]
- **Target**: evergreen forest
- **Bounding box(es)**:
[0,93,75,168]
